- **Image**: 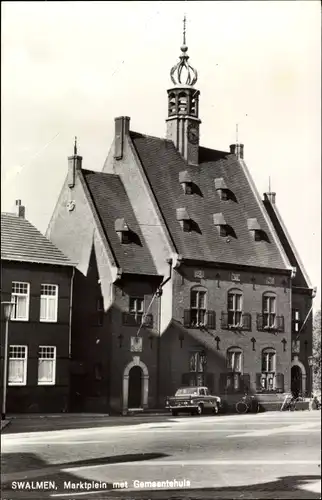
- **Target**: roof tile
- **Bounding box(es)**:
[130,131,288,270]
[82,170,158,276]
[1,213,73,266]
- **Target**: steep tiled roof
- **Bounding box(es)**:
[130,131,289,270]
[82,170,158,275]
[1,213,73,266]
[263,195,311,288]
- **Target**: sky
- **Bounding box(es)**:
[1,1,321,308]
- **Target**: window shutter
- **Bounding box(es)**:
[219,373,227,393]
[277,316,284,332]
[181,373,190,386]
[256,373,262,391]
[221,312,228,329]
[207,311,216,329]
[256,314,263,331]
[275,373,284,393]
[242,313,251,331]
[183,310,191,328]
[206,373,214,393]
[241,373,250,393]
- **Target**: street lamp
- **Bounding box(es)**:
[308,355,314,397]
[1,301,15,420]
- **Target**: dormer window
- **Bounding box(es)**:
[176,208,191,232]
[179,171,193,195]
[115,218,131,244]
[247,218,262,241]
[213,213,228,236]
[214,178,229,201]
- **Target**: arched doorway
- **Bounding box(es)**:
[123,356,149,414]
[128,366,142,408]
[291,365,302,397]
[291,356,307,396]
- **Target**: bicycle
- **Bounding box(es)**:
[236,394,260,414]
[283,395,301,411]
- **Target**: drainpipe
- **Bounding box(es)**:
[68,267,75,411]
[156,258,173,407]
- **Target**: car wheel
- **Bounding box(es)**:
[212,403,219,414]
[171,410,178,416]
[197,404,203,416]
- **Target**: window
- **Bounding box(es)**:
[190,289,207,326]
[292,309,300,333]
[121,232,131,244]
[38,346,56,385]
[219,189,228,201]
[263,294,276,328]
[226,348,242,391]
[261,349,276,391]
[189,351,206,373]
[227,349,242,372]
[129,297,144,323]
[8,346,28,385]
[189,351,206,386]
[228,291,242,327]
[11,282,30,321]
[40,285,58,322]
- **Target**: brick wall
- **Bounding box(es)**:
[0,261,72,413]
[159,264,292,402]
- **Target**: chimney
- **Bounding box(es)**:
[68,137,82,189]
[229,143,244,159]
[264,192,276,204]
[114,116,130,160]
[15,199,25,218]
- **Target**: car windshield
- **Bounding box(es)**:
[175,388,198,396]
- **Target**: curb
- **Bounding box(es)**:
[0,419,11,431]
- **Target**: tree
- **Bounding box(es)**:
[312,309,321,393]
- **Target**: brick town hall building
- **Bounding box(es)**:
[47,25,315,414]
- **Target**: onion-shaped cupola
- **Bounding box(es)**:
[166,16,201,166]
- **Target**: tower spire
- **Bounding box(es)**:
[74,136,78,155]
[183,14,186,46]
[169,15,198,86]
[236,124,239,144]
[269,176,271,193]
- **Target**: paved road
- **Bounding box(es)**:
[1,411,321,499]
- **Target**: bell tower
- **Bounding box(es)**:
[166,17,201,166]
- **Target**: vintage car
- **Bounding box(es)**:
[165,386,221,416]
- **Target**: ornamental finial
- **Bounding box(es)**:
[170,16,198,87]
[183,14,186,46]
[74,136,77,155]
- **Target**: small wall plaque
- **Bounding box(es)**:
[194,270,204,279]
[231,273,240,282]
[266,277,275,285]
[130,336,142,352]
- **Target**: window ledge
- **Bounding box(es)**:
[38,382,56,386]
[11,318,29,322]
[8,383,27,386]
[39,319,58,323]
